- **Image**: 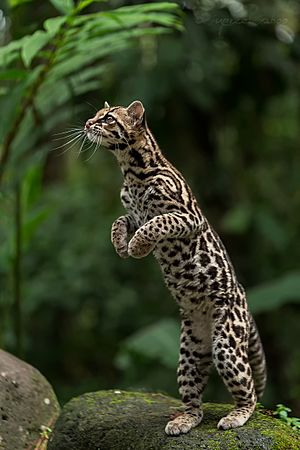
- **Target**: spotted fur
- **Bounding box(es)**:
[85,101,267,435]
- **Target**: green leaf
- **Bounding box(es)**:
[118,2,182,14]
[21,31,50,67]
[0,37,28,67]
[117,319,180,369]
[51,27,173,81]
[49,0,74,15]
[69,64,108,87]
[21,17,65,67]
[44,16,66,34]
[0,0,182,179]
[248,272,300,314]
[279,410,288,419]
[70,4,182,31]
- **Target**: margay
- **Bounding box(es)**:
[84,100,267,435]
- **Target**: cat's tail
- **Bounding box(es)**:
[248,314,267,400]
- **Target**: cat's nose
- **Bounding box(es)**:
[85,120,92,129]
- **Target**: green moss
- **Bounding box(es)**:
[108,390,158,405]
[260,429,299,450]
[48,390,300,450]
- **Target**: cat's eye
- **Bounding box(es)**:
[106,115,116,125]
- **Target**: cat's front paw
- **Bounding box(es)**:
[114,243,129,259]
[111,221,129,258]
[128,234,155,259]
[111,236,129,258]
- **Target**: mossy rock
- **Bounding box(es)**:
[48,390,300,450]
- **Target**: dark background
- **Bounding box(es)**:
[0,0,300,414]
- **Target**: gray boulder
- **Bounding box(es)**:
[48,390,300,450]
[0,350,60,450]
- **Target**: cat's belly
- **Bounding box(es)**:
[153,236,232,308]
[154,239,204,299]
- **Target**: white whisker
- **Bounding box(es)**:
[85,101,98,113]
[53,128,83,136]
[85,147,97,162]
[97,132,103,150]
[54,135,84,156]
[80,138,95,154]
[52,131,83,142]
[77,135,87,158]
[85,133,101,162]
[51,132,84,151]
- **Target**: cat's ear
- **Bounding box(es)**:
[104,101,110,108]
[127,100,145,125]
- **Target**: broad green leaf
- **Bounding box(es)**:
[248,272,300,313]
[0,0,182,179]
[117,319,180,369]
[21,17,65,67]
[21,31,50,67]
[73,79,100,95]
[50,36,130,79]
[44,16,66,34]
[117,2,182,14]
[49,0,74,15]
[70,4,182,30]
[52,27,172,80]
[0,37,28,67]
[36,78,74,113]
[70,64,108,86]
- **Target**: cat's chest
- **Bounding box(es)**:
[120,183,154,227]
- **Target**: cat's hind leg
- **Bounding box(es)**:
[165,315,212,435]
[212,300,256,430]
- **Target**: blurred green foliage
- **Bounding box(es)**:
[0,0,300,414]
[274,404,300,431]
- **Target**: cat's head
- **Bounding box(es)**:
[84,100,146,150]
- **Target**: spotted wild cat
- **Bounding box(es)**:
[84,100,267,435]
